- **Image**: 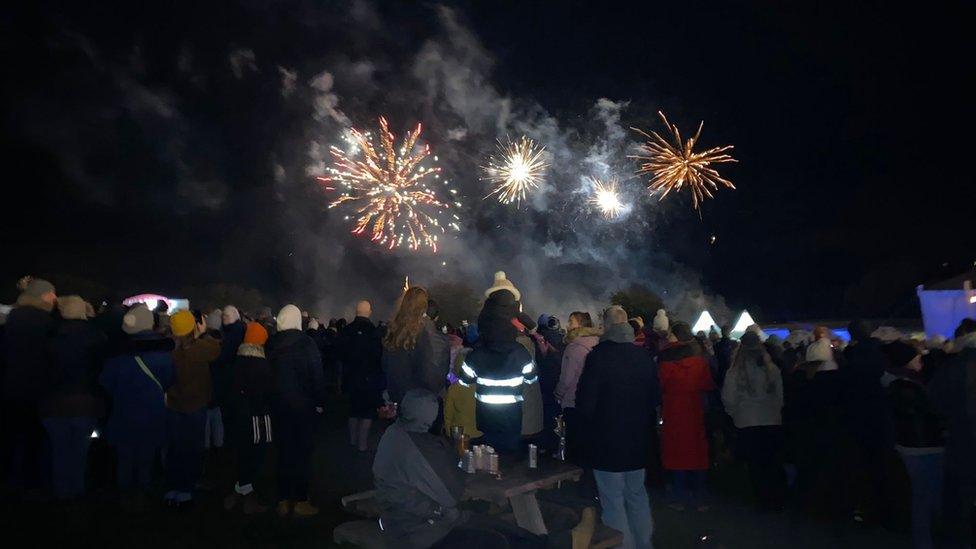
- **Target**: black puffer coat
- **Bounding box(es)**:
[39,319,106,418]
[3,301,55,404]
[338,316,384,413]
[888,377,944,449]
[576,337,660,471]
[229,343,277,417]
[843,337,894,450]
[268,329,325,412]
[211,320,245,408]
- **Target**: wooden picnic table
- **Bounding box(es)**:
[463,458,582,535]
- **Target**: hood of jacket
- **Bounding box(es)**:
[269,327,307,349]
[565,326,602,344]
[954,331,976,351]
[237,342,266,358]
[112,332,175,356]
[398,389,439,433]
[659,339,704,362]
[601,323,636,344]
[15,293,54,313]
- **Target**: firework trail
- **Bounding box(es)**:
[631,111,737,209]
[482,136,549,207]
[317,117,461,252]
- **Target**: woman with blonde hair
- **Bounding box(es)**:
[721,331,785,510]
[382,286,450,404]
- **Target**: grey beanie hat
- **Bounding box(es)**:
[206,309,223,331]
[18,276,55,298]
[122,304,155,335]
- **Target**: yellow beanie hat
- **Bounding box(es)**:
[170,310,196,337]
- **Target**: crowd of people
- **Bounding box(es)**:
[2,272,976,548]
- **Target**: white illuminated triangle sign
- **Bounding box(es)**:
[691,310,719,335]
[731,310,757,338]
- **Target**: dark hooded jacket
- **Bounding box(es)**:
[713,336,738,389]
[338,316,384,403]
[843,331,894,450]
[3,297,56,404]
[229,342,277,417]
[928,333,976,479]
[458,291,535,452]
[39,319,106,418]
[374,389,467,548]
[383,317,450,403]
[99,333,175,446]
[576,323,660,471]
[888,376,944,449]
[268,328,325,411]
[211,320,245,409]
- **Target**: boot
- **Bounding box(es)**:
[571,507,596,549]
[276,500,293,518]
[293,500,319,517]
[242,493,269,515]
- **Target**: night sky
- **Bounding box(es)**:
[1,1,971,321]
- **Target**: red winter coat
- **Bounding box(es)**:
[658,341,715,470]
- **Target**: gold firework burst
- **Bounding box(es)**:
[482,136,549,207]
[631,111,737,209]
[317,117,461,252]
[588,177,626,219]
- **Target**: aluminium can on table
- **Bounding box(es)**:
[528,444,538,469]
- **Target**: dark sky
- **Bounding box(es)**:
[1,0,971,320]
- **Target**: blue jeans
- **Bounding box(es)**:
[205,407,224,448]
[594,469,654,549]
[42,416,96,499]
[899,451,944,549]
[164,408,207,500]
[670,470,707,508]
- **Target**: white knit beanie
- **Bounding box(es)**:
[484,271,521,301]
[222,305,241,325]
[652,309,669,332]
[276,304,302,332]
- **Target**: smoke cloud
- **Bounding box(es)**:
[289,4,730,324]
[6,2,731,326]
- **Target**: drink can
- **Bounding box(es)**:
[528,444,538,469]
[456,434,470,457]
[489,453,499,474]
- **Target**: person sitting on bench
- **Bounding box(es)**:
[375,389,595,548]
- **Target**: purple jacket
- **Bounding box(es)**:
[555,328,601,408]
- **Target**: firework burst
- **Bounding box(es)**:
[482,136,549,207]
[631,111,737,209]
[317,117,461,252]
[588,177,626,219]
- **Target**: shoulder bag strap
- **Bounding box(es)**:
[134,356,164,394]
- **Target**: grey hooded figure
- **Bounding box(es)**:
[373,389,467,548]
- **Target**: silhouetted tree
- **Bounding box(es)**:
[610,284,665,325]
